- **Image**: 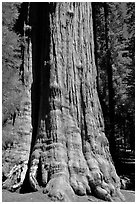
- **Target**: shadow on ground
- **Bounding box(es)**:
[2,189,135,202]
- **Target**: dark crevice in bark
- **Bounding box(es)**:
[36,159,43,187]
[72,53,79,123]
[21,3,52,193]
[80,82,88,153]
[50,15,58,83]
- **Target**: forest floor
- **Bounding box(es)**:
[2,189,135,202]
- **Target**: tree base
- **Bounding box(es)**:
[2,159,125,202]
[43,175,75,201]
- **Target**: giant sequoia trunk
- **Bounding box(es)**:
[26,2,124,201]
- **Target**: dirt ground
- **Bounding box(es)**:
[2,189,135,202]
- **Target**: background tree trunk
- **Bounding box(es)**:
[26,2,124,201]
[103,3,116,162]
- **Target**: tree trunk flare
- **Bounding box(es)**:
[28,2,124,201]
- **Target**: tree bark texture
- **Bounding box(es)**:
[28,2,124,201]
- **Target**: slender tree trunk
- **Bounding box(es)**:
[104,3,116,162]
[23,3,124,201]
[92,3,108,121]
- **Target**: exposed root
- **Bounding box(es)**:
[43,175,75,201]
[29,149,41,191]
[70,175,87,196]
[2,161,28,192]
[116,188,126,201]
[26,138,125,202]
[95,186,113,201]
[3,140,125,202]
[2,147,125,202]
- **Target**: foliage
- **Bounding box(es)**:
[2,2,23,124]
[92,3,135,151]
[2,125,16,150]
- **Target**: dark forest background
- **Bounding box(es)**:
[2,2,135,188]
